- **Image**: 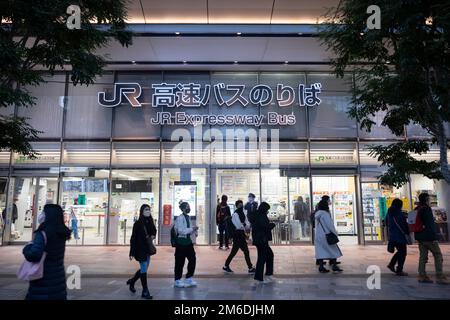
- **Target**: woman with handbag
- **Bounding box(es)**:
[22,204,71,300]
[128,204,157,299]
[386,198,410,276]
[314,199,343,273]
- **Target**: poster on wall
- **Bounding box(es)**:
[173,181,197,217]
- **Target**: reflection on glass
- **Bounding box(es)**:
[61,170,109,245]
[110,170,160,245]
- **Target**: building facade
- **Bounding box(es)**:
[1,70,449,246]
[1,1,449,246]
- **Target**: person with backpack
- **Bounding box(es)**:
[222,200,256,274]
[216,195,231,250]
[386,199,410,276]
[22,204,71,300]
[414,193,448,284]
[127,204,157,299]
[173,202,198,288]
[314,199,343,273]
[249,202,276,284]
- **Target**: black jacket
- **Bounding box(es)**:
[23,231,68,300]
[386,207,409,244]
[249,212,275,245]
[129,218,157,262]
[414,205,438,242]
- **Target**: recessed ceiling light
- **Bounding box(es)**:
[297,32,303,36]
[175,32,180,35]
[131,60,136,64]
[234,61,238,64]
[236,32,242,35]
[284,61,289,64]
[183,61,187,64]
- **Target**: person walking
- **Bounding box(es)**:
[415,193,448,284]
[173,202,199,288]
[69,208,80,240]
[216,195,231,250]
[128,204,157,299]
[249,202,275,284]
[314,199,343,273]
[22,204,71,300]
[222,200,256,274]
[294,196,310,237]
[386,198,410,276]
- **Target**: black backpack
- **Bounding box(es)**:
[170,224,177,247]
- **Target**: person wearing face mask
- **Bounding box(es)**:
[244,193,258,225]
[128,204,157,299]
[173,202,198,288]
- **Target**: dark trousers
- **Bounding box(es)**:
[254,242,274,281]
[218,222,229,247]
[225,231,252,269]
[389,243,407,272]
[174,244,196,280]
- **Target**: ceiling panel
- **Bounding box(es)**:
[271,0,338,24]
[208,0,275,24]
[125,0,146,23]
[97,36,332,63]
[142,0,208,23]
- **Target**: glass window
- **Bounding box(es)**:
[210,73,259,137]
[259,73,307,139]
[358,110,398,139]
[110,170,160,245]
[162,141,210,167]
[0,150,10,167]
[308,74,357,138]
[18,74,65,138]
[261,142,308,168]
[312,176,358,241]
[113,72,162,139]
[63,142,110,167]
[288,176,311,242]
[112,142,160,167]
[310,142,357,166]
[261,169,291,244]
[160,168,208,245]
[12,142,61,168]
[161,72,211,140]
[61,169,109,245]
[65,74,114,139]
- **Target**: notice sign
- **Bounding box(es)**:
[173,181,197,217]
[163,204,172,226]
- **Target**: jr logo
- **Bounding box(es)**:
[98,83,142,107]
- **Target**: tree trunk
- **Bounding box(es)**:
[436,125,450,184]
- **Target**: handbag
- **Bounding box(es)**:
[143,224,157,256]
[17,231,47,281]
[318,216,340,245]
[392,215,413,245]
[387,241,395,253]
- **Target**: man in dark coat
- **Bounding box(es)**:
[249,202,275,283]
[22,204,71,300]
[414,193,448,284]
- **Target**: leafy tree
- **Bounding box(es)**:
[321,0,450,187]
[0,0,132,157]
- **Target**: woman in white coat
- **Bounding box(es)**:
[314,198,343,273]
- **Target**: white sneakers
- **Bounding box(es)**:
[184,277,198,287]
[174,278,198,288]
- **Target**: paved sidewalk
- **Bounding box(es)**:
[1,244,450,300]
[1,244,450,277]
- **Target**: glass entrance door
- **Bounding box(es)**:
[6,177,58,243]
[312,176,358,244]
